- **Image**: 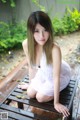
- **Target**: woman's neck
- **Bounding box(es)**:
[36,44,43,52]
[35,44,43,67]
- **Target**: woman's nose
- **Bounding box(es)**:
[40,31,44,38]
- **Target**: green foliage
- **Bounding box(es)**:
[1,0,16,7]
[1,0,6,3]
[62,8,79,33]
[32,0,46,12]
[0,21,11,40]
[0,21,27,52]
[9,21,27,40]
[52,18,65,35]
[52,8,80,35]
[31,0,54,17]
[0,0,80,53]
[31,0,80,35]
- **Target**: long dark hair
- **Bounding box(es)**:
[27,11,54,65]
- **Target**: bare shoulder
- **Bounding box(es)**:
[22,39,28,48]
[52,43,62,63]
[52,43,61,53]
[22,39,28,56]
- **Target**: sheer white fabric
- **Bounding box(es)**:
[30,52,71,96]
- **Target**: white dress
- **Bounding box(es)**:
[30,52,71,96]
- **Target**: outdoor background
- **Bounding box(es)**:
[0,0,80,80]
[0,1,80,119]
[0,0,80,23]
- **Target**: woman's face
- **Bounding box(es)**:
[33,23,50,46]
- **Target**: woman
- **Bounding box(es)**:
[18,11,71,117]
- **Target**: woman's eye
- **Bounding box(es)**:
[34,30,39,32]
[44,29,47,31]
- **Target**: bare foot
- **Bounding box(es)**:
[18,83,29,90]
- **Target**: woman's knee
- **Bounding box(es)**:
[36,93,45,103]
[36,93,53,103]
[27,86,36,98]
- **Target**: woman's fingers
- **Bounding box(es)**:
[62,108,70,117]
[18,83,29,89]
[59,107,69,117]
[54,103,70,117]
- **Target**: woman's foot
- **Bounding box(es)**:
[18,83,29,90]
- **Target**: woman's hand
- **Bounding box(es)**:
[18,83,29,90]
[54,103,70,117]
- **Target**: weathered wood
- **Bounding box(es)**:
[0,59,27,105]
[0,61,79,120]
[0,75,77,120]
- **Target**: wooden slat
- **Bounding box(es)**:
[8,96,29,104]
[11,90,71,103]
[14,88,24,93]
[0,109,33,120]
[0,104,34,117]
[6,78,76,112]
[7,95,58,112]
[0,104,33,120]
[0,76,77,120]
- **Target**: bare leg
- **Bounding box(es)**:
[30,93,54,117]
[36,92,54,102]
[27,85,37,98]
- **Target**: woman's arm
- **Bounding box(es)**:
[22,39,29,66]
[52,44,70,117]
[52,44,61,105]
[22,39,38,80]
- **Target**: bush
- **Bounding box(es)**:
[52,17,66,35]
[0,21,27,52]
[32,0,80,35]
[0,21,11,40]
[52,8,80,35]
[0,8,80,53]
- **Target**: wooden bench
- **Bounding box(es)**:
[0,74,77,120]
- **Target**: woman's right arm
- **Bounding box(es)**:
[22,39,38,80]
[22,39,29,66]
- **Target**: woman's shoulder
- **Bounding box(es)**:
[22,39,28,48]
[22,39,28,55]
[52,43,61,53]
[52,43,62,62]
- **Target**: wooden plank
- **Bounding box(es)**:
[0,72,77,120]
[7,95,58,112]
[0,104,34,117]
[6,79,76,113]
[0,59,28,105]
[0,59,27,89]
[14,88,26,93]
[11,90,71,103]
[0,106,33,120]
[8,95,30,104]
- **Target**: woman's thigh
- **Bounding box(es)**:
[27,85,37,98]
[36,92,54,102]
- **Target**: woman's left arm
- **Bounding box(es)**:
[52,44,61,105]
[52,44,70,117]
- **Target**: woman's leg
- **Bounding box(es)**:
[30,92,53,116]
[36,92,53,102]
[27,85,37,98]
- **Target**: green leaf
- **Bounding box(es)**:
[1,0,6,3]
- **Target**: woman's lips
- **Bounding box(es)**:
[39,39,45,41]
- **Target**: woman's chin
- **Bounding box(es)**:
[38,41,46,45]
